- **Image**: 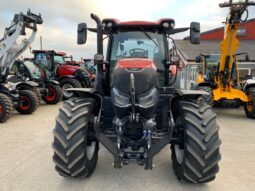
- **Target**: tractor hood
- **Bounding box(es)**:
[112,58,158,95]
[115,58,157,70]
[57,64,85,76]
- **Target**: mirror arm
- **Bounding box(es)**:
[167,27,189,35]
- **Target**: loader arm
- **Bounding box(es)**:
[0,10,43,82]
[218,0,255,90]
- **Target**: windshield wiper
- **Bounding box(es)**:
[142,30,159,47]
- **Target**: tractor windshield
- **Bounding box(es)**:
[110,31,165,63]
[54,55,65,64]
[110,31,166,85]
[23,61,42,79]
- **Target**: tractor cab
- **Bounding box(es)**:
[32,50,56,78]
[195,54,220,86]
[11,60,45,81]
[54,52,66,65]
[78,17,200,95]
[204,54,220,79]
[108,28,167,86]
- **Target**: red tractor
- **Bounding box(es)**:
[52,14,221,183]
[32,50,94,99]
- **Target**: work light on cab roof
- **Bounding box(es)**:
[101,18,175,31]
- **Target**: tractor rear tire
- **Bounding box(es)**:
[52,98,99,178]
[60,78,82,100]
[43,84,62,104]
[16,90,38,114]
[0,93,13,123]
[197,86,213,106]
[171,101,221,183]
[244,87,255,119]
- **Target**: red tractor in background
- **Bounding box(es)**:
[32,50,94,99]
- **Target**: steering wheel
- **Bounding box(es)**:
[129,48,147,58]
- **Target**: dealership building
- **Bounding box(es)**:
[175,18,255,89]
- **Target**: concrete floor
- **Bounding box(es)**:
[0,103,255,191]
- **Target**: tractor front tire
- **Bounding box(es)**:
[0,93,13,123]
[197,86,213,106]
[43,84,62,104]
[16,90,38,114]
[52,98,99,178]
[244,87,255,119]
[171,101,221,183]
[60,78,82,100]
[31,87,41,105]
[18,86,41,105]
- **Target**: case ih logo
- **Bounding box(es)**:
[236,28,246,36]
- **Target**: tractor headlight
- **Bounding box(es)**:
[162,22,170,28]
[107,22,113,27]
[138,88,158,108]
[112,88,130,107]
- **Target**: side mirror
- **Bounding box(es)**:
[77,23,87,45]
[190,22,200,44]
[195,55,201,63]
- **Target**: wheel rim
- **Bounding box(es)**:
[20,96,31,110]
[86,142,96,160]
[62,83,73,98]
[44,87,56,101]
[174,145,184,164]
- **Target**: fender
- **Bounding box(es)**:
[65,88,102,115]
[15,81,39,90]
[58,75,76,81]
[245,83,255,92]
[174,89,209,100]
[191,82,211,90]
[190,83,199,90]
[0,84,10,95]
[46,79,60,85]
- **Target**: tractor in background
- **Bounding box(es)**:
[32,50,94,99]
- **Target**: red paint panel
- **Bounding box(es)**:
[57,65,79,76]
[201,20,255,40]
[201,29,224,40]
[116,59,157,70]
[238,21,255,40]
[56,52,66,56]
[120,21,158,25]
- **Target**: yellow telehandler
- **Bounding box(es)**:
[192,0,255,119]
